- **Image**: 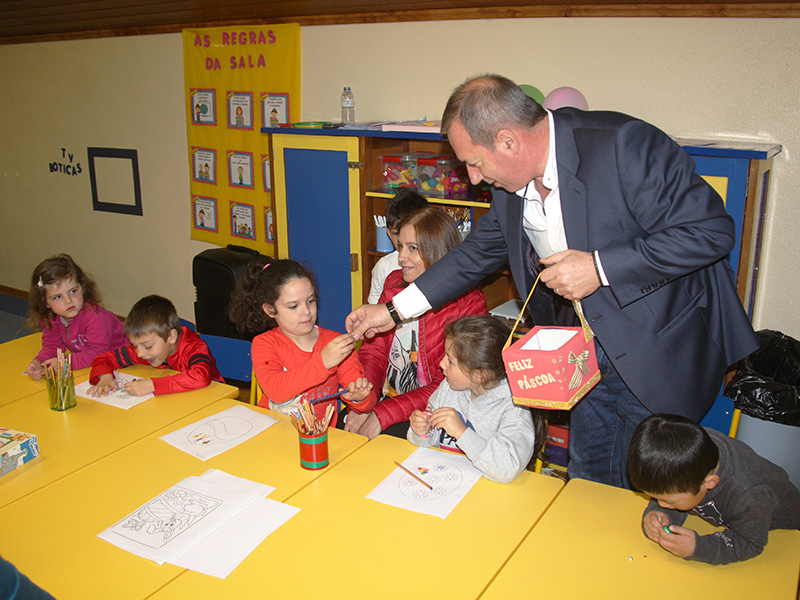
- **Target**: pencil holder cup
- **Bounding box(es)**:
[46,373,76,411]
[376,226,393,253]
[299,430,329,470]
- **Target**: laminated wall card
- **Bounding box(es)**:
[0,427,40,477]
[502,327,600,410]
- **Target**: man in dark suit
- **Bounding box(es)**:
[347,74,758,488]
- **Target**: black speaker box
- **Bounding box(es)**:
[192,244,267,340]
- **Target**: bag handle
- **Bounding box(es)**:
[503,272,594,351]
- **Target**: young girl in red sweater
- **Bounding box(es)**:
[229,258,376,427]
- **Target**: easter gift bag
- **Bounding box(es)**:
[502,274,600,410]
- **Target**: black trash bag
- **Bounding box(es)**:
[724,329,800,426]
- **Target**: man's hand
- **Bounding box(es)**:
[345,304,396,340]
[539,249,601,301]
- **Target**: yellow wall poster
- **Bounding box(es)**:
[183,24,300,253]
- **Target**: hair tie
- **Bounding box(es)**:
[37,276,44,288]
[262,263,271,270]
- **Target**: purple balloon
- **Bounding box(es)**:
[542,87,588,111]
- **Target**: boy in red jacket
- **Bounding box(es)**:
[88,295,223,396]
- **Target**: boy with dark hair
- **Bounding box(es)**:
[367,189,429,303]
[88,295,223,397]
[628,413,800,565]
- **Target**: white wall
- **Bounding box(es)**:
[1,18,798,336]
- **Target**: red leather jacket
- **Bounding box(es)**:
[358,269,486,429]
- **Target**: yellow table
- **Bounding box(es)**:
[480,478,800,600]
[0,333,51,405]
[0,399,368,600]
[0,365,238,508]
[149,434,565,600]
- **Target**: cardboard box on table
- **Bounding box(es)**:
[502,327,600,410]
[0,427,39,478]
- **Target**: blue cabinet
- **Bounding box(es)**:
[678,138,781,318]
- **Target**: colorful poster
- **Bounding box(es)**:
[184,25,300,249]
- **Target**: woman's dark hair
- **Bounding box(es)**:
[397,206,462,270]
[444,315,546,463]
[228,257,318,334]
[27,254,101,330]
[628,413,719,495]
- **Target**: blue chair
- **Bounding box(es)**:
[197,333,252,385]
[179,318,196,331]
[699,394,740,437]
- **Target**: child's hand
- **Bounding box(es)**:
[320,334,356,370]
[121,378,155,397]
[87,374,117,397]
[26,358,44,380]
[341,377,373,403]
[656,524,697,559]
[643,510,671,542]
[429,407,467,440]
[409,409,432,437]
[41,357,59,370]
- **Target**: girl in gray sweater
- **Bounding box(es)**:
[408,316,544,483]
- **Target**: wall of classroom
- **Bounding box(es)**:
[0,18,798,339]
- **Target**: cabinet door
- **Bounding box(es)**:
[271,134,362,330]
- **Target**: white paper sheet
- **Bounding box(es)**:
[159,404,278,461]
[97,475,259,564]
[74,371,154,409]
[171,495,299,578]
[366,447,482,519]
[97,469,299,579]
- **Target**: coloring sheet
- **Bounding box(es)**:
[366,447,483,519]
[98,469,299,578]
[74,371,154,409]
[159,404,278,461]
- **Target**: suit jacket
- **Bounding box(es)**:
[416,108,758,420]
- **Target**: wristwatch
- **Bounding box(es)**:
[385,300,403,325]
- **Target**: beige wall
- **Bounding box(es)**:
[1,18,798,337]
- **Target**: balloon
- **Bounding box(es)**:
[519,84,545,105]
[542,87,588,111]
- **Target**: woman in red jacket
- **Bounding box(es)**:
[346,206,486,439]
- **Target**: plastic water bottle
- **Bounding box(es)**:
[341,86,355,125]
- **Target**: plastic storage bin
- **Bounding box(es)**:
[381,153,428,192]
[416,155,469,200]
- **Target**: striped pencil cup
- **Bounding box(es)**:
[299,430,329,470]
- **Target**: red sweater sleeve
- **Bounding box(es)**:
[89,345,145,383]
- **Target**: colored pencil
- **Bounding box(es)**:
[393,460,433,490]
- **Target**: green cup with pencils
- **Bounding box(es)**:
[45,349,76,411]
[292,397,333,470]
